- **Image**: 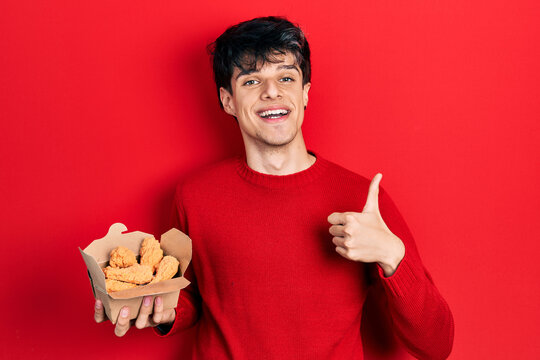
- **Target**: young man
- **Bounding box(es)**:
[95,16,454,359]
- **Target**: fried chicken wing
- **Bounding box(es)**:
[140,237,163,273]
[103,264,153,284]
[106,279,138,292]
[150,255,180,284]
[109,246,136,268]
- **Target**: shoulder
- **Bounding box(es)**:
[316,153,402,208]
[323,157,394,203]
[184,157,239,185]
[317,153,371,188]
[173,157,240,199]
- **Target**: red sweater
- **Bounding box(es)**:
[156,152,454,359]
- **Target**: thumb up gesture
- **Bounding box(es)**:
[328,173,405,277]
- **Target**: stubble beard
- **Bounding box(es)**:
[254,126,298,150]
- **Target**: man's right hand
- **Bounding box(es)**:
[94,296,176,337]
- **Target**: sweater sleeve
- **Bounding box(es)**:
[154,184,202,337]
[369,185,455,360]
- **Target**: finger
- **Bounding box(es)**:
[94,299,106,323]
[329,225,346,237]
[152,296,164,324]
[362,173,382,213]
[332,236,348,248]
[114,307,131,337]
[135,296,153,329]
[335,246,350,259]
[328,212,347,225]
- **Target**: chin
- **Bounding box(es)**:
[257,132,298,148]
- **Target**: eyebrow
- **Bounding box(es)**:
[235,64,300,81]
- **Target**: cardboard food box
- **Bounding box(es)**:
[80,223,192,324]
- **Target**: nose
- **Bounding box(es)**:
[261,80,281,100]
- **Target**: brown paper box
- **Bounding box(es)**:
[80,223,192,324]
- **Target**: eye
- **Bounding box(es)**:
[243,79,259,86]
[280,77,295,82]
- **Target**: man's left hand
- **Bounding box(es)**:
[328,173,405,277]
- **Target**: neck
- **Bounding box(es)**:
[244,134,315,175]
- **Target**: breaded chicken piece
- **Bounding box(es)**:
[150,256,180,284]
[140,237,163,273]
[109,246,136,268]
[103,264,153,284]
[106,279,138,293]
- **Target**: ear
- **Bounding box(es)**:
[303,82,311,108]
[220,87,236,116]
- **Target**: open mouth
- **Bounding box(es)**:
[257,109,291,120]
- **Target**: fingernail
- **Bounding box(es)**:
[121,308,128,318]
[144,297,151,306]
[95,300,102,309]
[155,297,162,306]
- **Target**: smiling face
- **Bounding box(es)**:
[219,52,311,152]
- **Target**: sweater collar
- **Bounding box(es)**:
[235,150,328,189]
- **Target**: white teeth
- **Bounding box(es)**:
[258,109,289,117]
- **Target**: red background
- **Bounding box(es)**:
[1,1,539,359]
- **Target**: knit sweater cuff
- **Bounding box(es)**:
[376,247,424,298]
[152,295,196,337]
